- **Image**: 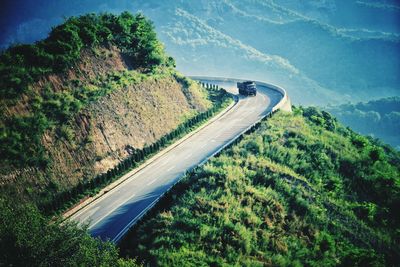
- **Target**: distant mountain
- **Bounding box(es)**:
[1,0,399,105]
[326,97,400,149]
[127,0,400,105]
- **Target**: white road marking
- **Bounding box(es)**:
[70,185,125,221]
[88,193,136,229]
[184,153,193,159]
[166,165,175,172]
[111,196,160,242]
[200,143,207,148]
[147,178,157,186]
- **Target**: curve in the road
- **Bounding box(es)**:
[69,77,290,243]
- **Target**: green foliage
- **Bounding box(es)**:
[0,113,50,166]
[120,107,400,266]
[58,125,74,142]
[172,72,191,88]
[126,13,167,69]
[0,198,139,266]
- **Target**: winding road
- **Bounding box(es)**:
[69,78,287,242]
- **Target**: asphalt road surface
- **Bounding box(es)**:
[69,79,283,242]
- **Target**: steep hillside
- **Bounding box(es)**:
[0,13,211,209]
[326,97,400,149]
[121,107,400,266]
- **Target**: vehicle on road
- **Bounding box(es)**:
[237,81,257,96]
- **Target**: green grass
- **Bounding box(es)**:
[120,107,400,267]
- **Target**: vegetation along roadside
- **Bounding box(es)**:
[120,107,400,267]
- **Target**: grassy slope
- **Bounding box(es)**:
[121,107,400,267]
[0,63,212,209]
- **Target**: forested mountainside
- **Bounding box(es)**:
[326,97,400,149]
[121,107,400,267]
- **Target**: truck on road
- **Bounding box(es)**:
[237,81,257,96]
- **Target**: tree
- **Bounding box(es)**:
[128,13,165,70]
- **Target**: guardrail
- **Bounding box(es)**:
[116,76,291,243]
[190,76,291,113]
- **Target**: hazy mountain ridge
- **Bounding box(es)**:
[278,0,400,32]
[356,1,400,12]
[158,7,342,105]
[326,97,400,149]
[174,0,399,97]
[1,0,399,105]
[130,0,399,104]
[203,0,399,42]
